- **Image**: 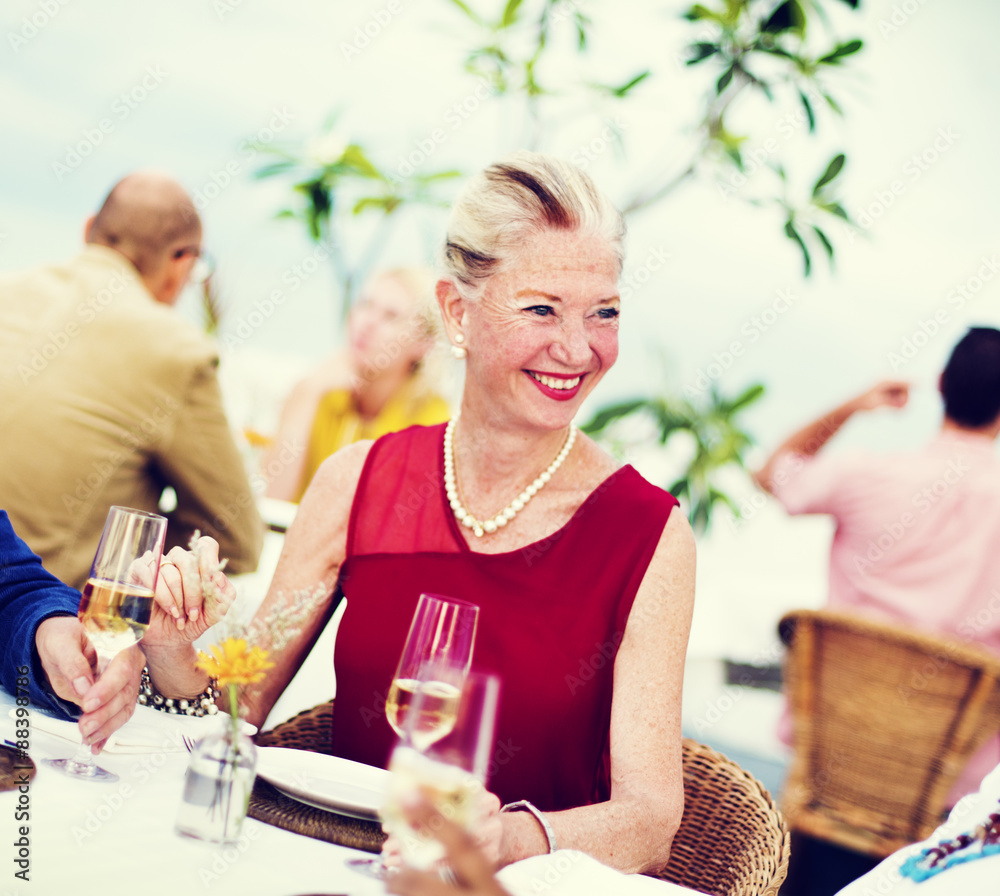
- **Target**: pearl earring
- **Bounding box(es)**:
[451,332,467,360]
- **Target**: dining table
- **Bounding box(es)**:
[0,686,708,896]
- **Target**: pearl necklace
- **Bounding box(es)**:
[443,418,577,537]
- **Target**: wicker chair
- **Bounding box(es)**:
[652,739,789,896]
[255,702,789,896]
[779,608,1000,858]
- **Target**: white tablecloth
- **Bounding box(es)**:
[0,688,706,896]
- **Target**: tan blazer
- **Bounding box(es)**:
[0,245,263,589]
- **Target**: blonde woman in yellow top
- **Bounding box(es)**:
[263,268,451,502]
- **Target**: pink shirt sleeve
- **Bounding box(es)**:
[768,450,860,517]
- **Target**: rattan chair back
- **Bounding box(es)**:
[653,739,790,896]
[780,609,1000,857]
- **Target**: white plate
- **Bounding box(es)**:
[255,747,389,820]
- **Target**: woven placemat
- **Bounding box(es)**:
[248,777,386,853]
[0,744,35,791]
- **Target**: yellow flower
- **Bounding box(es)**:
[196,637,275,688]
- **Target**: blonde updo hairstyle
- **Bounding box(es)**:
[441,151,626,301]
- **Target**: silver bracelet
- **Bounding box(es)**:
[501,800,557,854]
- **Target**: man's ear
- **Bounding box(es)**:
[83,215,96,243]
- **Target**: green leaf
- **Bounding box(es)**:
[341,144,383,179]
[708,486,740,515]
[716,64,736,94]
[352,195,402,215]
[755,44,796,61]
[410,169,463,183]
[759,78,774,102]
[823,201,850,222]
[784,219,812,276]
[727,383,766,413]
[580,399,649,435]
[611,70,650,98]
[573,9,591,49]
[819,39,863,64]
[812,225,834,260]
[306,208,321,242]
[668,478,690,500]
[822,91,843,115]
[252,160,298,180]
[683,4,718,22]
[798,89,815,133]
[500,0,524,28]
[687,42,720,65]
[812,153,845,196]
[762,0,805,36]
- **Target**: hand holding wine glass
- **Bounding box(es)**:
[47,506,167,782]
[384,671,503,871]
[348,593,480,881]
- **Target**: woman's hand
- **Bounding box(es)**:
[143,538,236,648]
[387,798,512,896]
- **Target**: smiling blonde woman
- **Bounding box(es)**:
[187,151,695,875]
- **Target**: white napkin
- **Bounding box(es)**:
[12,705,255,754]
[497,850,711,896]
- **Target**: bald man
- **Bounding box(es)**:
[0,171,263,588]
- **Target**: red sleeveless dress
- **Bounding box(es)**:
[330,423,678,810]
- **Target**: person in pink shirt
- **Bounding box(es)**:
[755,326,1000,802]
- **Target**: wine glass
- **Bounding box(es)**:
[347,593,479,879]
[47,506,167,782]
[385,593,480,750]
[384,671,502,870]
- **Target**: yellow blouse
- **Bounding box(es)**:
[297,378,450,501]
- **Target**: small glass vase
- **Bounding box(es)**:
[175,716,257,844]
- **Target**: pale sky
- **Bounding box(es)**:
[3,0,999,456]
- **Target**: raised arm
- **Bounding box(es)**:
[498,509,697,873]
[240,439,371,728]
[754,380,909,494]
[137,441,369,729]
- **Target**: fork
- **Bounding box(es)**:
[181,734,197,752]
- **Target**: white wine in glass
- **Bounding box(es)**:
[385,677,462,752]
[347,594,479,881]
[78,577,155,655]
[385,593,479,749]
[47,506,167,783]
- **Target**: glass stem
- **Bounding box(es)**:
[70,648,116,771]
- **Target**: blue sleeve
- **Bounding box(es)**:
[0,510,83,717]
